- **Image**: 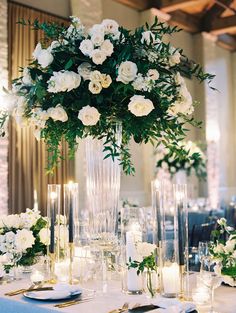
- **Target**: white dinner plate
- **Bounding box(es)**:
[24,289,82,301]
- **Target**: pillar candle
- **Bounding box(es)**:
[162,262,180,294]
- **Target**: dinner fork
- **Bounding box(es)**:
[108,302,129,313]
[54,297,93,308]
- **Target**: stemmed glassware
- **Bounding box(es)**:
[8,252,22,280]
[198,241,210,263]
[200,258,222,313]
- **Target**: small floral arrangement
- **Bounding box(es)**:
[156,140,207,180]
[0,209,47,267]
[210,218,236,286]
[0,16,213,174]
[128,242,158,297]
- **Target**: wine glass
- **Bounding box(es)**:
[198,241,210,263]
[200,258,222,313]
[7,252,22,280]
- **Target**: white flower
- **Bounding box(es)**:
[136,242,156,258]
[37,49,54,68]
[161,161,168,170]
[117,61,138,84]
[39,228,49,245]
[91,49,107,65]
[170,166,176,173]
[88,81,102,94]
[32,43,42,59]
[147,69,159,81]
[91,33,104,47]
[89,24,105,36]
[141,31,160,45]
[169,48,181,67]
[167,86,194,117]
[47,71,81,93]
[175,72,185,85]
[213,243,225,254]
[78,105,100,126]
[48,104,68,122]
[132,74,145,91]
[1,93,18,114]
[101,74,112,88]
[128,95,154,117]
[2,215,21,229]
[90,70,103,82]
[22,68,33,85]
[77,62,92,81]
[101,40,114,57]
[217,218,227,226]
[15,229,35,252]
[102,19,119,35]
[224,240,236,254]
[20,208,40,229]
[79,39,94,56]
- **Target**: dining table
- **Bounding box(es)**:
[0,273,235,313]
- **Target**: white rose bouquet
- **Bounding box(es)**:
[0,17,213,174]
[0,209,47,267]
[156,140,207,180]
[210,218,236,286]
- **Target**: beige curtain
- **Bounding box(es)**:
[8,2,74,215]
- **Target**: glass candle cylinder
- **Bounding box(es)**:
[47,184,61,283]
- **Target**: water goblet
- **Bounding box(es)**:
[200,258,222,313]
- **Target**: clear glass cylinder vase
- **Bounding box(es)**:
[85,122,122,249]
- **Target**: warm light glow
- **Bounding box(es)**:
[206,120,220,142]
[50,191,57,201]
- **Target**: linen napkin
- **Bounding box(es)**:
[151,296,196,313]
[27,283,82,300]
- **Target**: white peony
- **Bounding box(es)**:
[79,39,94,56]
[37,49,54,68]
[128,95,154,117]
[22,68,33,85]
[102,19,119,35]
[15,229,35,252]
[101,40,114,57]
[39,228,49,245]
[91,49,107,65]
[101,74,112,88]
[91,32,104,47]
[88,81,102,94]
[78,105,100,126]
[47,71,81,93]
[48,104,68,122]
[147,69,159,81]
[77,62,92,81]
[117,61,138,84]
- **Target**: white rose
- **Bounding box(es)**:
[32,43,42,59]
[78,105,100,126]
[102,19,119,35]
[2,215,21,229]
[169,49,181,67]
[167,86,194,117]
[22,68,33,85]
[77,62,92,80]
[88,81,102,94]
[141,31,160,45]
[224,240,236,254]
[91,49,107,65]
[20,208,40,229]
[37,49,54,68]
[48,104,68,122]
[91,33,104,47]
[89,24,105,36]
[101,40,114,57]
[39,228,49,245]
[147,69,159,81]
[79,39,94,56]
[128,95,154,117]
[101,74,112,88]
[117,61,138,84]
[47,71,81,93]
[90,70,103,82]
[15,229,35,252]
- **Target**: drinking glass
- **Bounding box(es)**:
[198,242,210,263]
[8,252,22,280]
[200,258,222,313]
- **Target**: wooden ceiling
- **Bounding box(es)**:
[113,0,236,51]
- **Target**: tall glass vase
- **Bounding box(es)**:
[85,122,122,248]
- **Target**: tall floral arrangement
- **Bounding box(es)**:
[0,17,213,174]
[210,218,236,287]
[0,209,47,267]
[156,140,207,180]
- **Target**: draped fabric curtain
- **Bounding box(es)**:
[8,2,74,215]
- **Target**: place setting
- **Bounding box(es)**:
[0,1,236,313]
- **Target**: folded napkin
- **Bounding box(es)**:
[152,296,196,313]
[27,283,82,300]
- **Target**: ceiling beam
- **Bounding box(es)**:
[217,34,236,51]
[113,0,155,11]
[159,0,208,13]
[207,15,236,34]
[202,0,234,26]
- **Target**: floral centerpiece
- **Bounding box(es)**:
[156,140,207,180]
[128,242,158,298]
[210,218,236,287]
[0,16,213,174]
[0,209,47,268]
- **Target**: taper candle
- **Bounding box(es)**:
[49,191,57,254]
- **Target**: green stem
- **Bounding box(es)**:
[147,270,155,298]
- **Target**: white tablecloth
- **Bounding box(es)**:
[0,275,235,313]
